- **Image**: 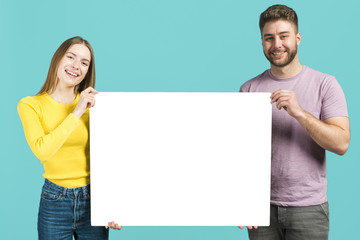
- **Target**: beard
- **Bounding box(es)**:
[264,47,298,68]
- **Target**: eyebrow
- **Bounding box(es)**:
[263,31,291,37]
[67,51,90,62]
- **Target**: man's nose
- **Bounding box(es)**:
[273,37,282,49]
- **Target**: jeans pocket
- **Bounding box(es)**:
[320,202,330,221]
[41,187,63,202]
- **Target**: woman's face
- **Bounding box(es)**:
[56,44,91,89]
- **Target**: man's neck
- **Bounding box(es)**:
[270,58,303,79]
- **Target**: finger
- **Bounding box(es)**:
[80,94,94,101]
[106,222,111,229]
[275,97,290,109]
[87,98,96,108]
[276,100,287,110]
[271,89,286,99]
[84,87,99,95]
[277,96,290,102]
[80,92,96,102]
[238,226,244,229]
[246,226,258,230]
[271,89,282,98]
[271,89,293,97]
[277,101,289,111]
[271,92,284,103]
[271,92,292,103]
[80,95,95,108]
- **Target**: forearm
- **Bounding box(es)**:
[28,114,81,161]
[18,100,81,162]
[295,110,350,155]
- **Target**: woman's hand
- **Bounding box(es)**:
[72,87,98,118]
[106,221,122,230]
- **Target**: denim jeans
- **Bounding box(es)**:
[248,202,329,240]
[38,179,108,240]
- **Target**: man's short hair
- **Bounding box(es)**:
[259,5,298,34]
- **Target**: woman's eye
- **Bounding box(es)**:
[82,62,88,67]
[67,55,73,59]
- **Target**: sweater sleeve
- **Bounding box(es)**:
[17,97,81,162]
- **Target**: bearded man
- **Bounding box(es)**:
[239,4,350,240]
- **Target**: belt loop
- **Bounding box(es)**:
[277,205,280,219]
[63,186,67,196]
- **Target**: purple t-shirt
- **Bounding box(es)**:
[240,66,348,206]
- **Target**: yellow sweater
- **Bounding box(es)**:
[18,93,90,188]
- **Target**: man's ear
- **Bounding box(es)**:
[296,32,301,46]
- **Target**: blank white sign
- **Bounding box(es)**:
[90,92,271,226]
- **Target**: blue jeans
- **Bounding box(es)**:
[38,179,108,240]
[248,203,329,240]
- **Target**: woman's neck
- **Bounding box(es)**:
[49,86,77,104]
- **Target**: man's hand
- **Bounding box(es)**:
[270,89,350,155]
[270,89,305,119]
[238,226,258,230]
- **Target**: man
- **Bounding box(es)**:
[239,4,350,240]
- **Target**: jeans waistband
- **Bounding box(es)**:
[44,179,90,197]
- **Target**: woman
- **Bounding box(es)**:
[18,36,121,239]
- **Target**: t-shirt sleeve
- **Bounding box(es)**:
[240,81,250,92]
[17,97,81,162]
[320,76,348,120]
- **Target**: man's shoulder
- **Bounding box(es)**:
[248,69,269,82]
[240,69,269,92]
[303,65,336,81]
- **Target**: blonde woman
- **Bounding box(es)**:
[18,36,120,240]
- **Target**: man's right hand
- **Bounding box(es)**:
[238,226,258,230]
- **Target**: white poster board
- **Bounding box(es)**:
[90,92,271,226]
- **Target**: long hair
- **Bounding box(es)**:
[37,36,95,95]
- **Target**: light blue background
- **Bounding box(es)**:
[1,0,359,239]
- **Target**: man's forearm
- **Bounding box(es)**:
[295,110,350,155]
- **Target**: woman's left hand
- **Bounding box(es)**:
[106,221,122,230]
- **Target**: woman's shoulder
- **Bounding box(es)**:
[19,93,48,105]
[18,94,50,113]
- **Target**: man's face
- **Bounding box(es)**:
[261,20,301,67]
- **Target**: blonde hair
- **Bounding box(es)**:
[37,36,95,95]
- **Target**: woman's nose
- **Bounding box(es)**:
[71,59,80,69]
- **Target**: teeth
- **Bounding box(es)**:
[273,52,284,55]
[66,70,78,77]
